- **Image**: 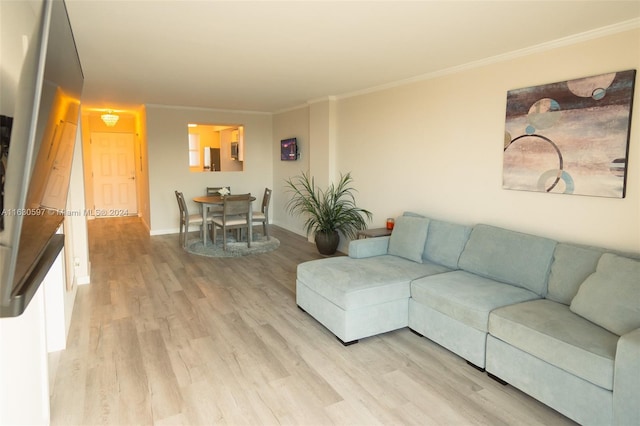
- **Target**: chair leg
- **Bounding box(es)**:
[223,226,227,250]
[183,220,188,248]
[263,222,268,239]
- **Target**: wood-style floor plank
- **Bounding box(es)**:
[49,217,576,425]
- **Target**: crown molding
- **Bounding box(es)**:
[273,103,311,115]
[306,95,337,105]
[336,18,640,102]
[145,103,272,116]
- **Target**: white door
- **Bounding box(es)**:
[41,122,77,210]
[91,132,137,216]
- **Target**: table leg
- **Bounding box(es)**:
[202,204,208,246]
[248,208,252,247]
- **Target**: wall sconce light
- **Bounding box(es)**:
[101,111,119,127]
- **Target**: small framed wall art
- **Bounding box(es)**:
[503,69,636,198]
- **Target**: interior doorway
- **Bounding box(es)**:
[90,132,138,216]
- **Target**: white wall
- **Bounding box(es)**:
[0,285,50,426]
[64,119,89,290]
[146,105,273,234]
[0,1,40,115]
[0,250,67,426]
[0,2,85,424]
[272,107,310,235]
[274,28,640,253]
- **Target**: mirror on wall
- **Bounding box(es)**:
[188,123,244,172]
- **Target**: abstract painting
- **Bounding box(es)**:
[503,69,636,198]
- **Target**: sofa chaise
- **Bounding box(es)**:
[296,214,640,425]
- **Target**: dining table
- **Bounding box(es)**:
[192,195,256,246]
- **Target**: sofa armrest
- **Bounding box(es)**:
[614,327,640,426]
[348,236,390,259]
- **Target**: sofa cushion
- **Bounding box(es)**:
[400,212,472,269]
[297,255,450,310]
[458,224,557,296]
[489,299,618,390]
[387,215,430,263]
[547,243,604,305]
[411,270,539,332]
[423,220,472,269]
[570,253,640,336]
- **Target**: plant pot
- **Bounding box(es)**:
[315,230,340,255]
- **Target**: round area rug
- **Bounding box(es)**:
[185,234,280,257]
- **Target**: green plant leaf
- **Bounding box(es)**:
[284,172,372,239]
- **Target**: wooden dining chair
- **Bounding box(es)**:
[175,190,212,248]
[251,188,272,239]
[206,186,231,196]
[205,186,231,217]
[211,193,252,251]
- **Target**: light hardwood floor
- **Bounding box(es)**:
[50,217,576,425]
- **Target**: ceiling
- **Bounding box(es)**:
[65,1,640,114]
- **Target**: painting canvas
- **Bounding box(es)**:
[503,69,636,198]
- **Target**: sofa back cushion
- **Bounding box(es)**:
[422,219,472,269]
[570,253,640,336]
[547,243,605,304]
[458,224,557,296]
[387,215,430,263]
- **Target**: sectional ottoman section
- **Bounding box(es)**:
[295,214,640,425]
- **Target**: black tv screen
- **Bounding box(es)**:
[281,138,298,161]
[0,0,83,317]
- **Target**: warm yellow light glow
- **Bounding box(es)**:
[101,111,119,126]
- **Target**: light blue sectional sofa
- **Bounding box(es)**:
[296,214,640,425]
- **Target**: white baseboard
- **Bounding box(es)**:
[76,275,90,286]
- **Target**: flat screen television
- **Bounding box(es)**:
[280,137,298,161]
[0,0,83,317]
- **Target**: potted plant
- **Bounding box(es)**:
[285,172,372,255]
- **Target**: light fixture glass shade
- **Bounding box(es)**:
[101,112,119,127]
